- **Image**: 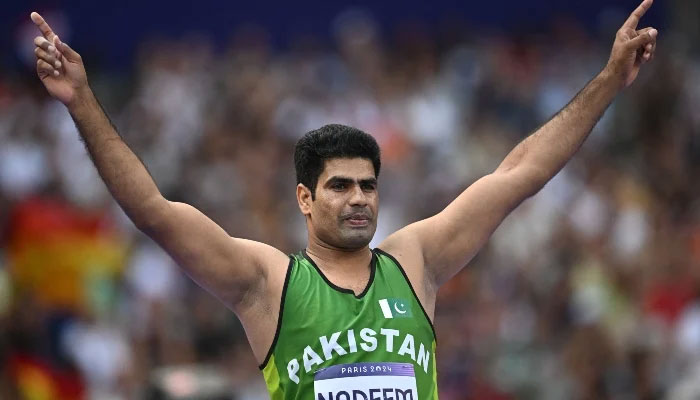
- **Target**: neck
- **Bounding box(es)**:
[305,237,372,274]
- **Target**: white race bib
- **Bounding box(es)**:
[314,362,417,400]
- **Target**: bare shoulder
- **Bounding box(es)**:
[377,227,424,272]
[377,224,437,320]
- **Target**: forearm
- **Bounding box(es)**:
[498,69,622,187]
[68,88,165,227]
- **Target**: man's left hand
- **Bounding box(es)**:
[605,0,658,88]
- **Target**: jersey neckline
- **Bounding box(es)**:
[301,249,377,299]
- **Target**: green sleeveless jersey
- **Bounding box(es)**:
[260,248,438,400]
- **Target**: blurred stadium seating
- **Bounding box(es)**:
[1,1,699,398]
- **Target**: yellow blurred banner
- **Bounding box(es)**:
[7,197,127,311]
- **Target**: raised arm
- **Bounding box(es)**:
[380,0,658,291]
[30,13,288,311]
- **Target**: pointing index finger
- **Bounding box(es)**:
[30,12,56,41]
[623,0,653,30]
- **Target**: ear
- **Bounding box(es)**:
[296,183,313,216]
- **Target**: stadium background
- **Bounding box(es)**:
[1,0,699,398]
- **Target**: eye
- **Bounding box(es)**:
[361,183,376,191]
[331,182,347,191]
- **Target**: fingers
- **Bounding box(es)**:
[636,27,654,36]
[634,27,656,59]
[34,35,63,63]
[37,59,60,77]
[642,41,656,62]
[30,12,56,41]
[638,27,656,61]
[623,0,653,30]
[54,36,81,63]
[35,47,62,69]
[33,34,80,66]
[646,41,656,60]
[34,36,55,53]
[626,28,657,50]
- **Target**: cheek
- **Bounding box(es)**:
[368,195,379,215]
[312,197,342,220]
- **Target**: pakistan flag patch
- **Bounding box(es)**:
[378,298,412,318]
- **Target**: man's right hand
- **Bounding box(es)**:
[31,12,89,107]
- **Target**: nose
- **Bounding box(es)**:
[348,184,368,207]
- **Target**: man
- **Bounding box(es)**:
[30,0,657,398]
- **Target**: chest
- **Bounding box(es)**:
[282,261,429,341]
[264,255,438,399]
[322,271,371,297]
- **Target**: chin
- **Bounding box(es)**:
[341,238,372,250]
[336,228,375,250]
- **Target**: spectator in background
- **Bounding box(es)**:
[0,2,698,399]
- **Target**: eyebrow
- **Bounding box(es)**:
[325,176,378,186]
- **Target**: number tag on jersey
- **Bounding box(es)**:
[314,362,417,400]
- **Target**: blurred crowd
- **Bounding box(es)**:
[1,6,700,400]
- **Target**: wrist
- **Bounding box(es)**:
[66,85,95,114]
[600,64,627,92]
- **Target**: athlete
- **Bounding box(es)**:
[30,1,657,398]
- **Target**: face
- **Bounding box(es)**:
[297,158,379,250]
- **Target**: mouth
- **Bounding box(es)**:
[343,213,371,227]
[346,218,369,227]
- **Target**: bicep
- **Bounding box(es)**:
[143,200,288,308]
[402,167,541,286]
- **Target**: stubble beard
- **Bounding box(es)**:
[334,221,377,250]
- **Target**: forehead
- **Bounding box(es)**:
[319,158,375,180]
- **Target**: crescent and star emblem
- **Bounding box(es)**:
[393,302,407,314]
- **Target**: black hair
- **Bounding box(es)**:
[294,124,381,199]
